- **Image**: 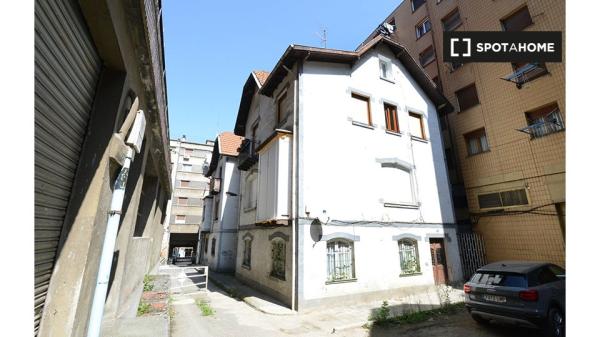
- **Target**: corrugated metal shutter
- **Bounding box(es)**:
[34,0,101,334]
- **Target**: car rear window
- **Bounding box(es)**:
[470,272,527,288]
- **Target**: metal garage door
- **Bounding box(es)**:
[34,0,101,334]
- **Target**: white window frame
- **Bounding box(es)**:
[379,56,393,81]
[379,159,420,208]
[416,18,431,39]
[244,170,258,211]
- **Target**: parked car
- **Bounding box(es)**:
[464,261,565,337]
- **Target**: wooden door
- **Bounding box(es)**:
[430,239,448,285]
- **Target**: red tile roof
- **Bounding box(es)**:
[253,70,270,87]
[218,131,244,157]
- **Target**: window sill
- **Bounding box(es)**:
[244,206,257,213]
[420,59,436,68]
[380,76,395,84]
[385,130,403,137]
[457,103,480,113]
[411,136,429,143]
[326,278,357,285]
[269,274,286,282]
[384,202,420,209]
[241,264,251,270]
[399,272,422,278]
[351,121,375,129]
[415,30,431,41]
[466,150,491,158]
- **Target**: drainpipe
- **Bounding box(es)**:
[87,111,146,337]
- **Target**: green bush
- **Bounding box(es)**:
[143,275,154,292]
[137,302,151,316]
[371,301,391,324]
[195,299,215,316]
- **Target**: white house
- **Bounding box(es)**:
[232,36,462,310]
[201,132,243,272]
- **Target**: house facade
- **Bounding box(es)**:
[201,132,244,272]
[232,37,462,310]
[360,0,565,267]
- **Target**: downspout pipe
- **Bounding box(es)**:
[87,147,135,337]
[87,110,146,337]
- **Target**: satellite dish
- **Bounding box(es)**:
[310,219,323,243]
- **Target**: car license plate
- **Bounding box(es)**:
[483,294,506,303]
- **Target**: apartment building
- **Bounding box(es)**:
[201,132,244,272]
[35,0,170,335]
[161,137,213,264]
[361,0,565,266]
[231,37,463,310]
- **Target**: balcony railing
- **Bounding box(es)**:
[502,63,548,89]
[238,139,258,171]
[518,108,565,139]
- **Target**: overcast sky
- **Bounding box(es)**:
[163,0,401,143]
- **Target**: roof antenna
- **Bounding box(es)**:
[316,28,327,48]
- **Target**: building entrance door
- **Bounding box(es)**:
[430,238,448,285]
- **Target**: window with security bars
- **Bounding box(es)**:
[478,189,529,209]
[242,239,252,268]
[399,239,421,275]
[327,240,355,282]
[271,240,286,280]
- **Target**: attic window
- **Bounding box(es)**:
[379,57,393,81]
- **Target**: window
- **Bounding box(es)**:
[349,93,372,125]
[327,240,355,282]
[177,197,188,206]
[478,188,529,209]
[384,103,399,133]
[204,236,209,253]
[464,128,489,155]
[242,239,252,268]
[455,84,479,112]
[175,215,186,224]
[180,180,190,188]
[182,164,192,172]
[277,90,287,125]
[411,0,426,12]
[183,157,190,162]
[399,239,420,275]
[442,8,462,31]
[524,103,564,138]
[184,148,192,157]
[379,58,393,80]
[415,18,431,39]
[501,6,533,31]
[419,46,436,67]
[245,172,258,210]
[211,238,216,256]
[271,240,286,280]
[510,62,548,84]
[408,112,426,139]
[470,272,527,288]
[214,198,219,220]
[449,61,464,72]
[381,164,416,205]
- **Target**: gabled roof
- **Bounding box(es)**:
[234,70,270,136]
[205,132,244,176]
[234,36,454,136]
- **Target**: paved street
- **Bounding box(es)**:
[169,280,543,337]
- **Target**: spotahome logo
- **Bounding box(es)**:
[443,31,562,62]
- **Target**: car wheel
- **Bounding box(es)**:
[544,307,565,337]
[470,313,490,325]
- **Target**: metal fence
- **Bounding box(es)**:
[457,232,487,281]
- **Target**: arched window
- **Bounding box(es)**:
[398,239,420,275]
[327,239,355,282]
[270,240,286,280]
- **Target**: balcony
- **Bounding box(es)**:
[502,63,548,89]
[518,108,565,139]
[238,139,258,171]
[209,177,221,195]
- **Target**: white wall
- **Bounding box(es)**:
[297,45,461,303]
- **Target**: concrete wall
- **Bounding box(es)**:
[235,226,294,306]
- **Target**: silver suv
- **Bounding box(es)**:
[464,261,565,337]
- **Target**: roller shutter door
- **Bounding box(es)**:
[34,0,101,334]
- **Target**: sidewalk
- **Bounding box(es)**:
[208,271,296,315]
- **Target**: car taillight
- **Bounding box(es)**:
[464,284,472,293]
[519,289,538,301]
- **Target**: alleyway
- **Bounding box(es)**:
[163,265,542,337]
